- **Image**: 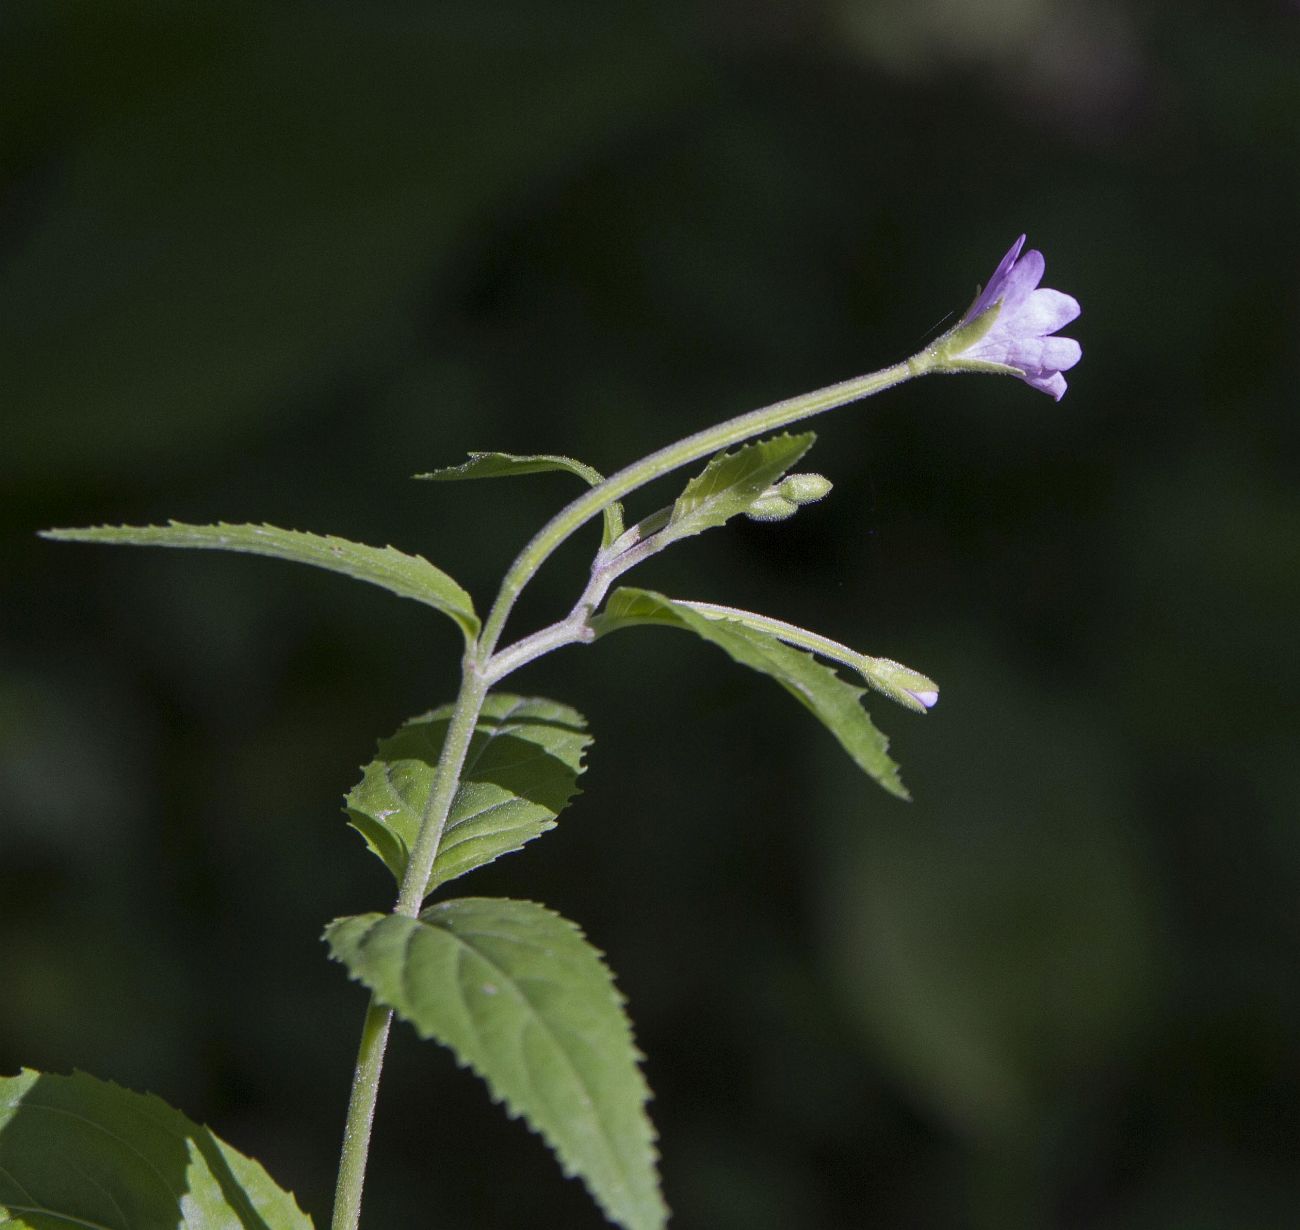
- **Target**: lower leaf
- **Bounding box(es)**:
[325,899,666,1230]
[0,1069,313,1229]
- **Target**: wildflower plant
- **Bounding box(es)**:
[4,238,1079,1228]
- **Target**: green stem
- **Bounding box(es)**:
[331,999,393,1230]
[393,660,491,918]
[331,656,491,1230]
[478,355,932,658]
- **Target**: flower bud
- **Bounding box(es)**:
[777,473,833,506]
[744,494,799,523]
[858,656,939,713]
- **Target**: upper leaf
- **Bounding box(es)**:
[0,1069,314,1228]
[346,693,591,896]
[325,899,665,1230]
[592,588,907,799]
[663,432,815,544]
[41,521,480,641]
[417,451,625,548]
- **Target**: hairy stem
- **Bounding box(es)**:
[483,505,681,685]
[331,999,393,1230]
[392,659,491,918]
[478,355,931,658]
[331,654,491,1230]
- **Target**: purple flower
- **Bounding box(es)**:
[939,235,1082,401]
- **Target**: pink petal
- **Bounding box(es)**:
[1020,288,1081,334]
[967,235,1027,319]
[1040,336,1082,371]
[987,235,1027,290]
[1029,371,1069,400]
[997,249,1045,313]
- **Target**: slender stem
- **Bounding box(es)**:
[331,999,393,1230]
[393,660,491,918]
[482,615,591,685]
[331,655,492,1230]
[483,506,682,686]
[477,355,933,658]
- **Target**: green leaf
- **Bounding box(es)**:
[40,521,479,641]
[0,1069,314,1229]
[592,588,907,799]
[346,694,591,896]
[326,899,665,1230]
[418,451,625,548]
[663,432,815,543]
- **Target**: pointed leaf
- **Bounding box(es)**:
[41,521,479,641]
[346,694,591,896]
[592,588,907,798]
[0,1069,314,1228]
[664,432,815,543]
[326,899,665,1230]
[418,452,625,547]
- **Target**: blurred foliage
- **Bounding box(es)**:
[2,0,1297,1226]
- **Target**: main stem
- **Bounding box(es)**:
[330,999,393,1227]
[331,657,490,1230]
[329,353,932,1228]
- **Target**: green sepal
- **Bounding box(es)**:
[938,295,1002,357]
[858,656,940,714]
[0,1069,314,1228]
[417,451,625,548]
[325,899,666,1230]
[592,588,908,799]
[932,299,1024,376]
[346,694,591,897]
[41,520,480,642]
[744,494,799,522]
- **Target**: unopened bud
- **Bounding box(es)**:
[858,656,940,714]
[777,473,833,506]
[744,494,799,523]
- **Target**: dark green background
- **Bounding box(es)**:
[3,2,1297,1226]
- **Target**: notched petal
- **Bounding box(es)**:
[1021,287,1081,334]
[938,236,1081,400]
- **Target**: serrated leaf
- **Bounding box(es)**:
[417,452,625,548]
[592,588,907,799]
[346,694,591,896]
[0,1069,313,1229]
[41,521,479,641]
[664,432,815,543]
[325,900,665,1230]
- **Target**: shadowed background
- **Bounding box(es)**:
[2,1,1297,1226]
